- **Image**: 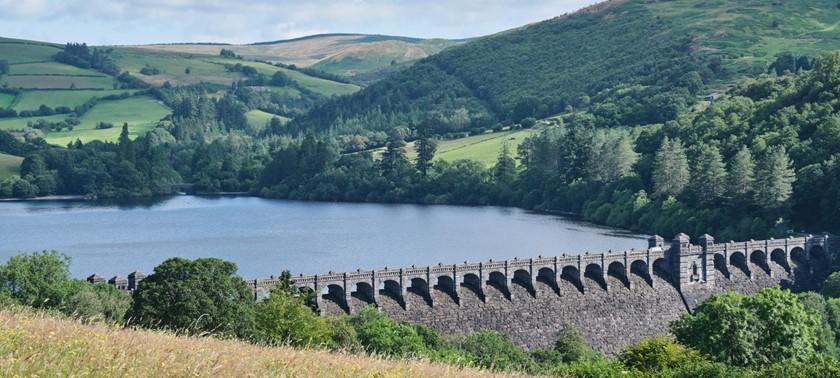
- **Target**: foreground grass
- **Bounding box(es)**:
[0,153,23,181]
[0,308,521,377]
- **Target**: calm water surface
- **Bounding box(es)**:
[0,196,647,278]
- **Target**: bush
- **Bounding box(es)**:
[350,306,427,358]
[670,287,819,368]
[62,281,131,324]
[127,257,255,338]
[254,287,331,348]
[553,322,595,363]
[822,272,840,298]
[448,330,535,372]
[0,251,74,308]
[618,336,705,376]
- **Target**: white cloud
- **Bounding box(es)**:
[0,0,600,44]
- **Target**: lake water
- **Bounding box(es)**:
[0,196,647,279]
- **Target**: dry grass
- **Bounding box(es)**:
[0,307,523,377]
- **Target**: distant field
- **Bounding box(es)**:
[205,58,360,97]
[642,0,840,75]
[0,96,170,144]
[43,96,170,145]
[112,48,242,86]
[13,90,137,111]
[0,42,60,64]
[370,127,544,166]
[0,153,23,181]
[0,93,14,108]
[0,75,116,90]
[9,62,106,76]
[245,109,289,132]
[431,128,542,166]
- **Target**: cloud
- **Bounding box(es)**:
[0,0,599,44]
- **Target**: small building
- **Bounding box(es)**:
[109,275,128,291]
[87,273,105,284]
[128,271,146,291]
[703,93,722,103]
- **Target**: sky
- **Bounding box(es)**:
[0,0,598,45]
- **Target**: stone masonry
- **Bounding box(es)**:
[249,233,837,355]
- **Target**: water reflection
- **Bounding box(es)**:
[0,196,647,278]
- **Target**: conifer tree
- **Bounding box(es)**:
[691,144,727,204]
[754,146,796,209]
[380,131,409,178]
[494,141,517,185]
[727,146,756,203]
[652,137,690,198]
[414,122,437,177]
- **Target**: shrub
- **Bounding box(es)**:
[254,287,331,348]
[0,250,74,308]
[350,306,427,358]
[448,330,535,372]
[618,335,705,376]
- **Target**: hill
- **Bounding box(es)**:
[0,307,513,377]
[128,34,460,84]
[285,0,840,137]
[0,37,359,145]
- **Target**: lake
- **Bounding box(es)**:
[0,196,647,279]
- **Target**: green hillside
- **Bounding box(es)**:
[130,34,460,82]
[0,153,22,180]
[0,36,360,147]
[286,0,840,137]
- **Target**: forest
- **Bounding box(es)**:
[1,52,840,241]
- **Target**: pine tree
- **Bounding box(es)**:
[691,144,727,204]
[494,141,516,185]
[595,133,638,183]
[754,146,796,209]
[380,131,409,178]
[727,146,756,203]
[118,123,135,163]
[652,137,690,198]
[414,122,437,177]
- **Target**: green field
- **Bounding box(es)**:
[13,90,137,111]
[642,0,840,75]
[370,127,543,166]
[112,48,242,86]
[0,42,61,64]
[0,96,170,144]
[9,62,107,76]
[0,93,14,108]
[44,96,171,145]
[0,153,23,181]
[0,75,116,90]
[0,114,63,131]
[245,109,289,132]
[205,58,361,97]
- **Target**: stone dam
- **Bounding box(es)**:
[92,233,838,354]
[251,233,838,354]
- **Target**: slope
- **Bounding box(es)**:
[129,34,460,82]
[286,0,840,138]
[0,307,512,377]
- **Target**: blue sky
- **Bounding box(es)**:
[0,0,598,45]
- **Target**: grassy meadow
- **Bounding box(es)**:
[0,75,116,90]
[0,308,514,378]
[0,153,23,181]
[0,42,60,64]
[0,96,170,145]
[0,93,14,109]
[246,109,289,132]
[642,0,840,74]
[12,90,138,111]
